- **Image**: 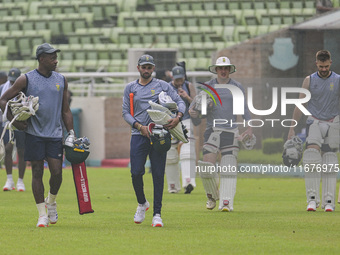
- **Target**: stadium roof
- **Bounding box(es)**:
[290,10,340,30]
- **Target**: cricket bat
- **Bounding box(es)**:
[338,187,340,204]
[72,162,94,214]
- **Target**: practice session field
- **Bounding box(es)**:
[1,167,340,254]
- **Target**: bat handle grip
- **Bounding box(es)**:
[129,93,134,116]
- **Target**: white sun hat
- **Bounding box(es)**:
[208,56,236,74]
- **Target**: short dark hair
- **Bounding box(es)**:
[316,50,331,62]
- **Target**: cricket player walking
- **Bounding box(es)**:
[122,55,185,227]
[288,50,340,212]
[189,57,253,212]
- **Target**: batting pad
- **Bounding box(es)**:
[147,109,188,143]
[72,162,94,215]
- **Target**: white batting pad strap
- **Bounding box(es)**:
[219,155,237,176]
[147,109,188,143]
[197,160,219,200]
[321,152,338,208]
[219,176,236,210]
[303,148,321,204]
[165,162,181,193]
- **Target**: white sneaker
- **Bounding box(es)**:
[169,184,179,193]
[206,197,216,210]
[220,200,233,212]
[36,216,49,227]
[3,180,15,191]
[16,181,25,192]
[325,205,334,212]
[134,201,150,224]
[45,198,58,224]
[307,201,316,211]
[151,214,163,227]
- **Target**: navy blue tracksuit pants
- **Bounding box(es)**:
[130,135,167,216]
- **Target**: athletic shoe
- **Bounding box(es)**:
[184,184,194,194]
[307,201,316,211]
[169,188,178,194]
[151,214,163,227]
[3,180,15,191]
[134,201,150,224]
[325,205,334,212]
[206,197,216,210]
[220,200,233,212]
[36,216,49,227]
[16,181,25,192]
[45,198,58,224]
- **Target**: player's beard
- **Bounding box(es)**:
[319,70,330,78]
[141,72,152,79]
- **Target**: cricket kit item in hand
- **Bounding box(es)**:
[65,136,93,214]
[0,92,39,160]
[282,136,303,167]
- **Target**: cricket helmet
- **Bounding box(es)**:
[148,123,171,153]
[282,136,303,167]
[64,136,90,164]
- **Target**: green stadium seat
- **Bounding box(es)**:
[38,6,50,15]
[166,3,178,12]
[282,14,294,25]
[203,1,215,11]
[186,16,198,27]
[266,1,278,9]
[223,26,235,41]
[247,25,258,37]
[198,16,211,27]
[179,2,191,11]
[160,17,172,27]
[148,17,159,27]
[191,2,203,11]
[253,1,266,9]
[0,22,7,32]
[303,8,316,15]
[0,45,8,60]
[137,17,149,27]
[10,6,24,16]
[216,1,227,10]
[167,33,179,44]
[304,1,315,8]
[268,24,282,33]
[0,7,10,17]
[240,1,253,10]
[129,33,141,44]
[173,17,186,27]
[279,1,292,9]
[143,33,155,45]
[292,2,304,8]
[154,3,166,12]
[228,0,240,10]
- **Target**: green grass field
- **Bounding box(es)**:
[1,167,340,255]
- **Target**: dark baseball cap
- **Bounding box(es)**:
[8,68,21,82]
[36,43,61,59]
[138,54,155,66]
[172,66,185,80]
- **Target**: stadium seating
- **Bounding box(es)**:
[0,0,321,73]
